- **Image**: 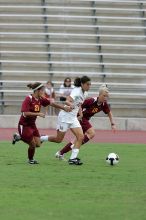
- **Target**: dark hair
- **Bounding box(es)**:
[46,81,54,87]
[27,82,44,91]
[74,76,91,87]
[63,77,71,87]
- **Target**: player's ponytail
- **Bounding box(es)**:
[74,76,91,87]
[27,83,34,89]
[74,77,81,87]
[27,82,44,91]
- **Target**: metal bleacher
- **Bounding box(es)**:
[0,0,146,117]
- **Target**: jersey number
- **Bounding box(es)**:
[34,105,40,112]
[92,108,99,113]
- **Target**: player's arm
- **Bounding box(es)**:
[40,95,72,112]
[23,112,45,118]
[107,111,116,131]
[50,99,72,112]
[65,96,75,109]
[77,106,83,121]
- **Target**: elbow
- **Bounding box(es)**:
[22,112,27,117]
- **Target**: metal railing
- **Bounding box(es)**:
[41,0,53,80]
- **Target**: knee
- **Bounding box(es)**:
[55,139,62,143]
[29,144,36,149]
[48,134,64,143]
[89,131,95,139]
[35,140,41,148]
[29,140,37,148]
[78,134,84,142]
[87,129,95,139]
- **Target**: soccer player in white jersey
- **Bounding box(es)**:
[40,76,91,165]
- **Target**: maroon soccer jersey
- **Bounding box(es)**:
[19,95,50,126]
[81,97,110,120]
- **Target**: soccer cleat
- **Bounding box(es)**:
[28,159,39,165]
[68,158,83,165]
[55,151,65,160]
[12,133,21,145]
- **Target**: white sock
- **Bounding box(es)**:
[40,135,49,142]
[70,148,79,159]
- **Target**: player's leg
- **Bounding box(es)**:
[33,136,41,147]
[71,127,84,149]
[53,122,69,159]
[58,120,94,156]
[33,126,41,147]
[18,125,38,164]
[40,129,66,143]
[68,118,84,165]
[28,127,43,164]
[40,118,67,143]
[48,130,66,143]
[63,119,93,152]
[27,138,38,164]
[59,141,74,156]
[82,127,95,144]
[80,119,93,145]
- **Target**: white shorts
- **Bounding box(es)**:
[56,117,81,132]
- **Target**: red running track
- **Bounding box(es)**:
[0,128,145,144]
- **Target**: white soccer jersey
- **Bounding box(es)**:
[58,87,88,123]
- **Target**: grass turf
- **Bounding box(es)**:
[0,141,146,220]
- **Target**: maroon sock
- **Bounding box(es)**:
[60,142,72,155]
[82,135,90,145]
[28,147,35,160]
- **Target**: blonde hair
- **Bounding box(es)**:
[98,83,109,95]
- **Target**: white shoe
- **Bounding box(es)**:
[55,151,65,160]
[28,159,39,165]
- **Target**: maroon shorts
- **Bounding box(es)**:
[80,118,92,134]
[18,124,40,144]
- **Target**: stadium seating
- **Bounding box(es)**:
[0,0,146,117]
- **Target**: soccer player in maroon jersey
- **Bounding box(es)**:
[12,82,71,164]
[55,84,116,159]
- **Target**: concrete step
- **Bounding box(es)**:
[104,66,146,74]
[2,0,40,3]
[1,63,49,71]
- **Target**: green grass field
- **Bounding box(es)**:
[0,141,146,220]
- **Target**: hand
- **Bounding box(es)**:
[111,124,116,132]
[63,105,72,112]
[77,111,83,121]
[77,115,83,121]
[69,104,75,110]
[38,112,45,118]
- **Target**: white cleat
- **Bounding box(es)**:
[55,151,66,161]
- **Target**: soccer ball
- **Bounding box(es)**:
[106,153,119,166]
